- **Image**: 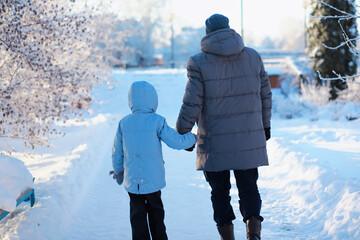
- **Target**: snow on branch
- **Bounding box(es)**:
[320,24,358,56]
[311,0,359,54]
[317,70,360,84]
[308,0,359,90]
[313,0,355,17]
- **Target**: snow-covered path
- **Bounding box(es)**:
[58,121,127,240]
[1,68,359,240]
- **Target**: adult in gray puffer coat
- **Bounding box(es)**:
[176,14,272,240]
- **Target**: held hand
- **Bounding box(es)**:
[264,127,271,141]
[185,144,196,152]
[183,133,196,152]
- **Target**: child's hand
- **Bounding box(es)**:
[109,170,124,185]
[185,144,195,152]
[114,172,124,185]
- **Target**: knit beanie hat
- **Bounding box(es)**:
[205,14,230,34]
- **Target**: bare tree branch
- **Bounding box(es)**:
[317,70,360,84]
[310,0,359,89]
[315,0,355,16]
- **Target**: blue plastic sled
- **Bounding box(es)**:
[0,188,35,221]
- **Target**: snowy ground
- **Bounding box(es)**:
[1,68,360,240]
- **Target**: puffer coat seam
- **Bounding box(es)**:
[189,57,203,79]
[205,92,258,100]
[200,146,267,155]
[199,128,264,137]
[209,110,262,118]
[198,56,244,65]
[204,74,258,82]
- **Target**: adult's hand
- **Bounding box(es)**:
[264,127,271,141]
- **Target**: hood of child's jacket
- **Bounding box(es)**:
[201,28,245,56]
[128,81,158,113]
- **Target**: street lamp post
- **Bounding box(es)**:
[170,13,175,68]
[241,0,244,40]
[303,0,309,50]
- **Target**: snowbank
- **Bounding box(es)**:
[272,88,360,121]
[261,135,360,239]
[0,155,34,212]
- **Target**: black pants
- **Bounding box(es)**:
[204,168,263,226]
[128,191,168,240]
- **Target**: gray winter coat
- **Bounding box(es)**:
[176,28,272,171]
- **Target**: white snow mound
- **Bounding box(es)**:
[0,155,34,212]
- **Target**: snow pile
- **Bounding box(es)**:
[261,137,360,239]
[272,86,360,121]
[274,56,360,121]
[0,155,34,212]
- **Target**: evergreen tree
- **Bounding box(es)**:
[307,0,358,99]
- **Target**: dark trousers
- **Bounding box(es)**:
[204,168,263,226]
[128,191,168,240]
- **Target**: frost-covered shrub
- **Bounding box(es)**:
[338,81,360,102]
[272,90,310,119]
[90,14,131,68]
[300,83,331,106]
[0,0,120,147]
[273,59,360,121]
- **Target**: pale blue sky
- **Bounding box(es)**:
[171,0,307,39]
[82,0,309,46]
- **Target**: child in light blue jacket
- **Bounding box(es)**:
[111,81,196,240]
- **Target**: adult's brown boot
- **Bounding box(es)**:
[217,223,235,240]
[246,217,261,240]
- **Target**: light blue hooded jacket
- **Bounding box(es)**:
[112,81,196,194]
